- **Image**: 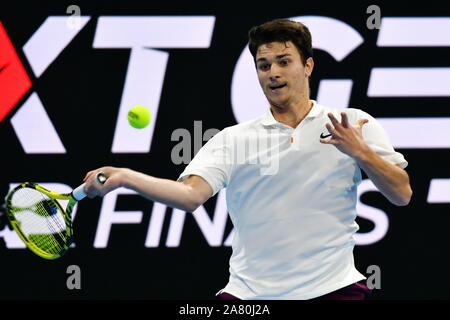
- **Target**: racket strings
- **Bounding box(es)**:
[33,200,66,252]
[10,187,68,253]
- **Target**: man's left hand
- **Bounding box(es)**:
[320,112,370,159]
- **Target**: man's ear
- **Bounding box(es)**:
[305,57,314,77]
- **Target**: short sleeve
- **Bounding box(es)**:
[177,128,233,197]
[353,109,408,169]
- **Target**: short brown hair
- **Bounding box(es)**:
[248,19,313,65]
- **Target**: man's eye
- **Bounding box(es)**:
[280,60,289,65]
[259,64,270,71]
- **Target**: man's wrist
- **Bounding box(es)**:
[117,168,133,189]
[351,145,374,163]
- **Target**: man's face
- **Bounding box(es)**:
[255,41,313,108]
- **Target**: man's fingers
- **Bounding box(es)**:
[83,171,95,182]
[84,180,102,198]
[358,119,369,127]
[327,112,338,123]
[84,167,116,197]
[328,112,346,134]
[84,166,111,182]
[320,137,337,145]
[325,123,342,139]
[325,123,334,135]
[341,112,349,128]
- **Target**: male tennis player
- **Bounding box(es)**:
[83,19,412,300]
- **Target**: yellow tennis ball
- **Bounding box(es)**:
[127,105,151,129]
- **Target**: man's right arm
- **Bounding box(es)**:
[83,167,213,212]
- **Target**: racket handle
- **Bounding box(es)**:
[72,183,87,201]
[72,172,107,201]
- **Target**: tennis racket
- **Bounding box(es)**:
[4,172,107,260]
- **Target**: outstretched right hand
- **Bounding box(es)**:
[82,166,129,198]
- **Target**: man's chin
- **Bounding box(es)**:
[267,99,288,109]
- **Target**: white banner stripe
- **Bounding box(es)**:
[378,17,450,46]
[427,179,450,203]
[377,118,450,149]
[368,68,450,97]
[93,16,215,48]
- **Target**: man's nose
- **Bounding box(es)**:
[269,74,280,82]
[269,74,281,82]
[268,65,281,81]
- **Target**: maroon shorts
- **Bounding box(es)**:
[216,282,372,300]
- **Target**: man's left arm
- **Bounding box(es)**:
[320,112,412,206]
[353,148,412,206]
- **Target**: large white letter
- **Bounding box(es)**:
[94,187,143,248]
[93,16,216,153]
[354,180,389,245]
[192,189,228,246]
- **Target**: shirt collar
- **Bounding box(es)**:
[260,100,323,127]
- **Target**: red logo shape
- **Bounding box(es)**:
[0,21,32,122]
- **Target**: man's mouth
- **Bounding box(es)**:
[269,83,287,91]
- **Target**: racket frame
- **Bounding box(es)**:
[6,183,79,259]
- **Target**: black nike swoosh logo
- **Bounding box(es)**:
[320,132,332,139]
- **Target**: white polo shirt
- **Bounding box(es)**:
[177,100,407,300]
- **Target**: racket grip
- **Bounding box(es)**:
[72,183,87,201]
[72,172,107,201]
